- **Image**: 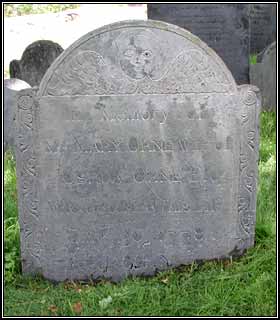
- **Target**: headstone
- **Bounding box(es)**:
[9,40,63,87]
[147,4,250,85]
[4,78,31,153]
[15,20,261,282]
[250,4,277,54]
[250,42,276,111]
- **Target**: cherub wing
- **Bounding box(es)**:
[140,50,232,94]
[45,51,137,96]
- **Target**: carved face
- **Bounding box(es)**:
[119,34,155,80]
[114,30,161,80]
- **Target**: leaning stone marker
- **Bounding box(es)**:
[10,40,63,87]
[15,20,261,282]
[4,78,31,153]
[250,42,276,111]
[147,4,250,85]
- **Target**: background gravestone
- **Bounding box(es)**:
[250,4,277,54]
[9,40,63,87]
[250,42,276,111]
[4,78,31,153]
[147,4,250,85]
[15,20,260,282]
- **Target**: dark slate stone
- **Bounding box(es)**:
[15,20,260,282]
[147,4,250,85]
[9,40,63,87]
[250,4,277,54]
[4,78,31,153]
[250,42,276,111]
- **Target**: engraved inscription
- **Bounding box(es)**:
[43,136,233,154]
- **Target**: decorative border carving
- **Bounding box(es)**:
[236,84,261,251]
[44,49,232,96]
[15,88,42,274]
[38,20,237,97]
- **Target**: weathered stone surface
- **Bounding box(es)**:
[15,20,260,282]
[147,4,250,85]
[4,78,31,153]
[250,4,277,54]
[250,42,276,111]
[9,40,63,87]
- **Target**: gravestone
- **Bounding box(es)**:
[10,40,63,87]
[4,78,31,153]
[147,4,250,85]
[250,42,276,111]
[15,20,261,282]
[250,4,277,54]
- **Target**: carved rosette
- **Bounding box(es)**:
[15,88,42,274]
[236,85,261,251]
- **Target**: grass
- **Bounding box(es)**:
[3,112,276,316]
[250,54,257,65]
[4,4,80,17]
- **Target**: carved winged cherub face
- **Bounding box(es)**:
[115,30,161,80]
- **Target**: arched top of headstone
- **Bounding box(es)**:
[9,40,63,87]
[20,40,63,60]
[39,20,237,97]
